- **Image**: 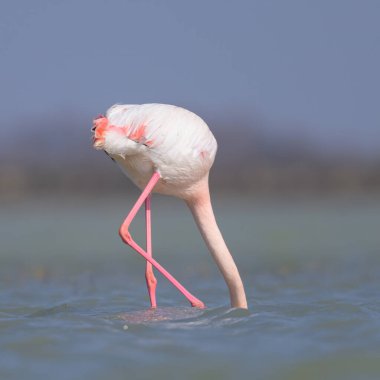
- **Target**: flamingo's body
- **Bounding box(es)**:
[92,104,248,309]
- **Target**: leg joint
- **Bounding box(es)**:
[119,225,133,245]
[145,273,157,288]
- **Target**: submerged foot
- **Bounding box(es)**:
[191,299,206,309]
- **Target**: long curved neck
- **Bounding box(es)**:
[186,182,248,309]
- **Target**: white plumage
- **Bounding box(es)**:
[97,103,217,198]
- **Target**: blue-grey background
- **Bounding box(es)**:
[1,1,380,380]
[1,0,380,154]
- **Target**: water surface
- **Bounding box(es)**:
[1,195,380,379]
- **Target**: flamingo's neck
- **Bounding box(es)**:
[186,181,248,309]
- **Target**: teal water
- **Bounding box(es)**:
[1,195,380,379]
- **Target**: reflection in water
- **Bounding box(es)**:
[116,306,204,324]
[115,306,253,329]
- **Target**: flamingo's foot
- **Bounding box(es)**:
[191,299,206,309]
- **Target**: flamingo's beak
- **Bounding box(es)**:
[93,137,105,149]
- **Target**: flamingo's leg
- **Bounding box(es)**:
[145,194,157,308]
[119,172,205,308]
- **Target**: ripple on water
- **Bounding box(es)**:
[114,305,255,331]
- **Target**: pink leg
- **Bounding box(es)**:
[145,194,157,308]
[119,172,205,308]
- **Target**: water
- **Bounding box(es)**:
[1,195,380,380]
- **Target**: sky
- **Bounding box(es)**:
[1,0,379,156]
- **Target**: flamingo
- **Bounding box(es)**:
[92,103,248,309]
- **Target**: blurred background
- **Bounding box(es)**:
[1,1,380,380]
[1,0,379,198]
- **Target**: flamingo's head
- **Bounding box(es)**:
[91,114,143,158]
[91,115,108,150]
